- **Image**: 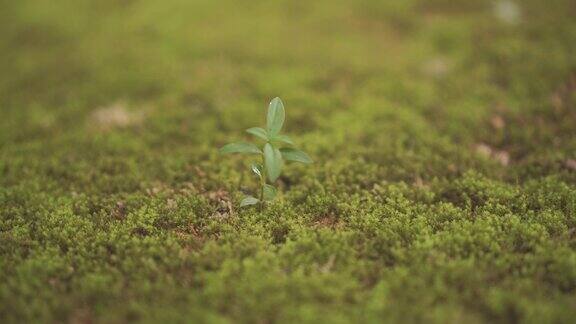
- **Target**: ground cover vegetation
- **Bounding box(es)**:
[1,0,575,322]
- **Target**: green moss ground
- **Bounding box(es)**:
[1,0,576,322]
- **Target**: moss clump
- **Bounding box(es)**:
[1,0,576,323]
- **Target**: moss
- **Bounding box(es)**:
[1,0,576,323]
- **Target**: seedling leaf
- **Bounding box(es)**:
[220,142,262,154]
[246,127,268,141]
[240,196,260,207]
[264,143,283,182]
[266,97,285,136]
[280,148,313,164]
[263,184,277,201]
[251,163,262,178]
[272,134,294,145]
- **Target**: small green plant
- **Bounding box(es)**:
[220,97,312,208]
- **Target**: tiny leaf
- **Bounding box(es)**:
[251,163,262,178]
[264,143,283,182]
[271,134,294,146]
[280,148,313,164]
[263,184,277,201]
[240,196,259,207]
[266,97,285,136]
[220,142,262,154]
[246,127,268,141]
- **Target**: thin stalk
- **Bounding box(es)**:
[259,155,266,212]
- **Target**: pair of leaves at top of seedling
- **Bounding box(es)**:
[220,97,313,207]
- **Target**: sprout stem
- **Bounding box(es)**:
[259,156,266,211]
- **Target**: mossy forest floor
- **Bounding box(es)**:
[1,0,576,323]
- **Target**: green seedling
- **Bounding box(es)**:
[220,97,312,209]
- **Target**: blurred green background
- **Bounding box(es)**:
[1,0,576,323]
